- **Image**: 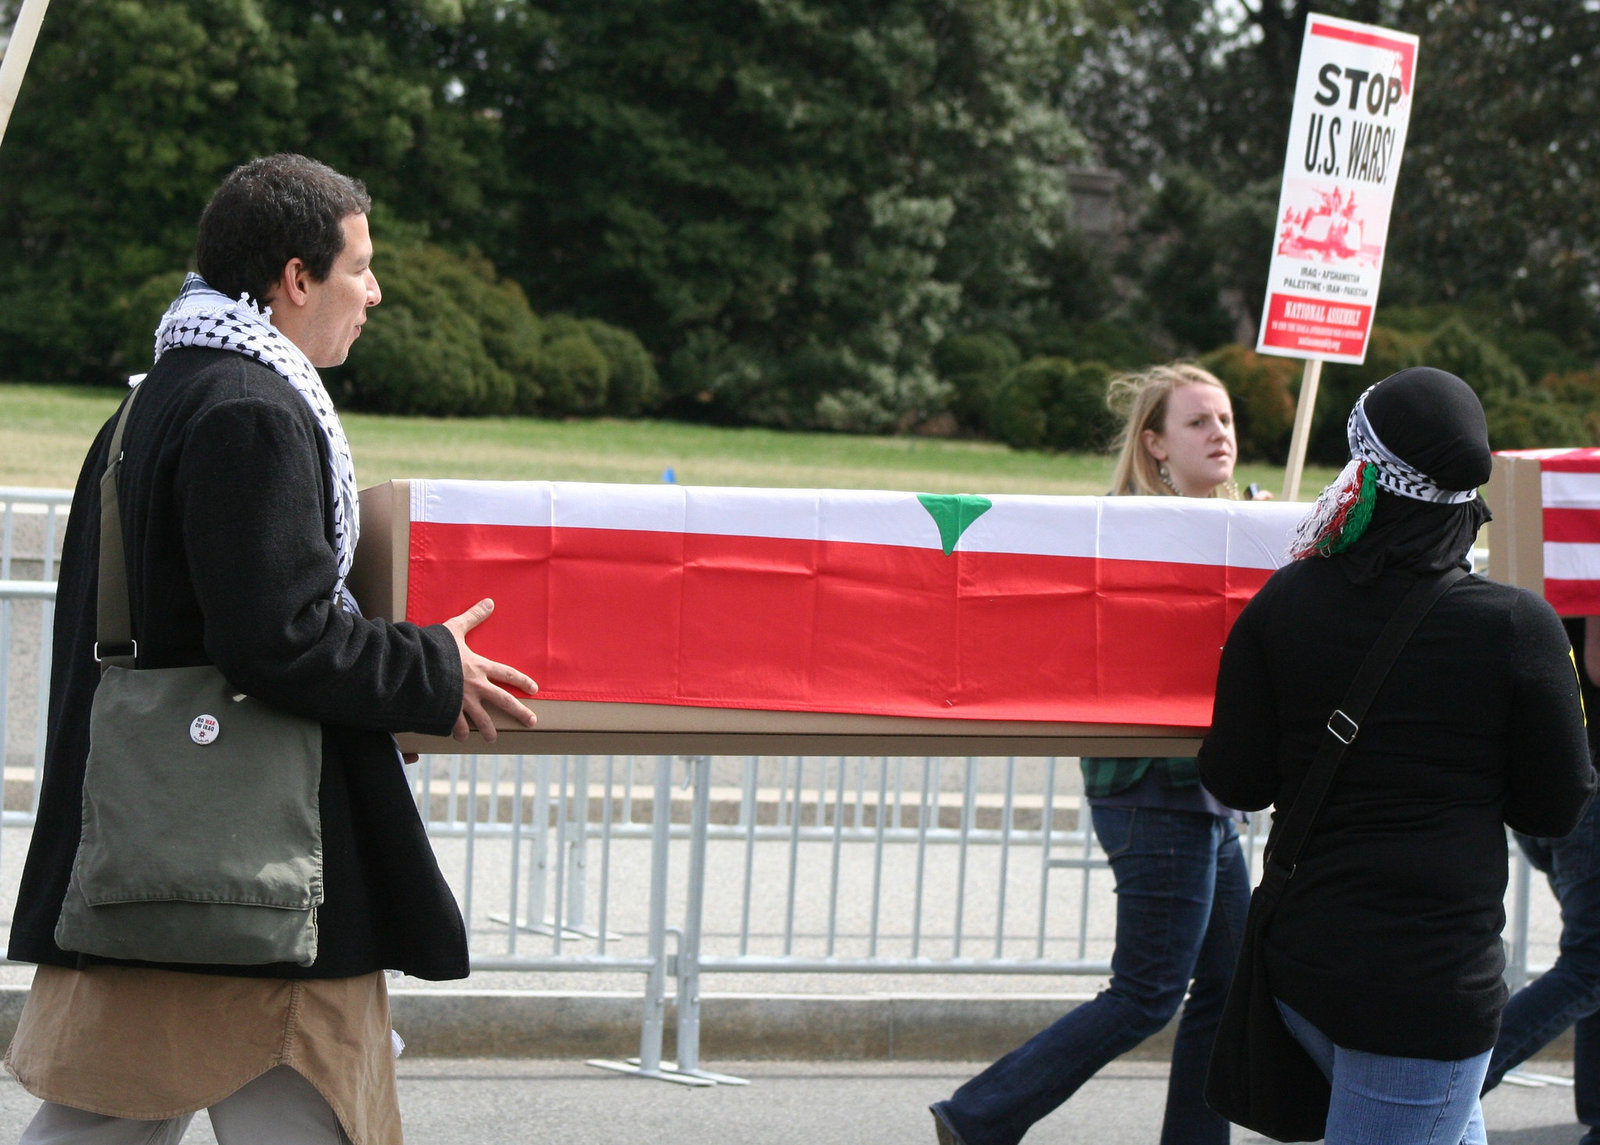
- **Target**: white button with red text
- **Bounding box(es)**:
[190,715,220,745]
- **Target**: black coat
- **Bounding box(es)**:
[1199,557,1595,1060]
[11,348,470,980]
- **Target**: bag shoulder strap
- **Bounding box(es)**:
[95,387,143,672]
[1263,564,1468,880]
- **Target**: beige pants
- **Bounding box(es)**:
[18,1066,352,1145]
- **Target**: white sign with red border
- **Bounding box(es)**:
[1257,15,1419,365]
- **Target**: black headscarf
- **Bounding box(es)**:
[1336,368,1493,585]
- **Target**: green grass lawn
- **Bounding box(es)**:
[0,382,1334,497]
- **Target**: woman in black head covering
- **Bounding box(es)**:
[1288,365,1494,579]
[1199,367,1595,1144]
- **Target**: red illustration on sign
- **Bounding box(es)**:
[1276,186,1382,267]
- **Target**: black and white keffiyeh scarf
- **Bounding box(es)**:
[1346,390,1479,506]
[148,273,361,612]
[1291,373,1485,561]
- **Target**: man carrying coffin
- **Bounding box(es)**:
[5,154,536,1145]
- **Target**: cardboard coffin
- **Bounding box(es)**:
[349,480,1306,755]
[1486,448,1600,615]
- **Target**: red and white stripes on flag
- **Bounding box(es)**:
[1500,447,1600,614]
[402,480,1306,730]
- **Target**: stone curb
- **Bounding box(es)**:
[0,985,1574,1061]
[388,990,1132,1061]
[0,985,1134,1060]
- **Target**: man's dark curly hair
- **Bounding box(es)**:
[196,154,371,306]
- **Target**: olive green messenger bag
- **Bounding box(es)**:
[54,383,324,967]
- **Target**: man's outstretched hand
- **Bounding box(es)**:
[442,598,538,743]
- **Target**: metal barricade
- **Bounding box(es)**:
[405,750,1126,1084]
[0,486,68,821]
[665,753,1109,1083]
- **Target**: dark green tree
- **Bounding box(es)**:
[1389,1,1600,351]
[1068,0,1600,358]
[0,0,506,381]
[455,0,1084,430]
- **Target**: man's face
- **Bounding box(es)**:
[293,212,381,368]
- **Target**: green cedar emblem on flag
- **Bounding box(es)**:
[917,494,993,556]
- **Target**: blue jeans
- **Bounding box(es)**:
[1277,1000,1489,1145]
[934,805,1250,1145]
[1483,797,1600,1145]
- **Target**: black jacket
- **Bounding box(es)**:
[1199,557,1595,1059]
[11,348,470,980]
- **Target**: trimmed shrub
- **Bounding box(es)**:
[1386,306,1581,382]
[1499,328,1584,383]
[537,316,611,417]
[1310,324,1429,464]
[1199,344,1297,461]
[344,302,509,416]
[342,243,538,416]
[934,332,1021,432]
[464,268,545,416]
[579,320,660,416]
[1043,360,1117,451]
[1483,392,1592,451]
[988,357,1118,452]
[1422,314,1528,399]
[987,369,1048,449]
[1541,370,1600,408]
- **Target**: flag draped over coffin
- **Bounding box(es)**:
[1499,447,1600,614]
[403,480,1306,730]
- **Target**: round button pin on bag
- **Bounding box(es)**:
[190,714,220,745]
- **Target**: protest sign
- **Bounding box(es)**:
[1258,15,1418,364]
[1259,15,1420,498]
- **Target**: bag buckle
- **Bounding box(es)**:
[1326,709,1358,745]
[1264,853,1295,877]
[93,640,137,663]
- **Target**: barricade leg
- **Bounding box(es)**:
[565,754,589,933]
[668,755,746,1085]
[587,756,713,1086]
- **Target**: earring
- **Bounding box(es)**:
[1158,463,1179,494]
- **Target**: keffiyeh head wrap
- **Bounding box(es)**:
[149,273,362,612]
[1291,367,1492,561]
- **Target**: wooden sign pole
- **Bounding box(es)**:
[0,0,51,155]
[1280,358,1323,501]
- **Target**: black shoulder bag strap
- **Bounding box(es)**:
[1259,564,1469,892]
[94,386,143,673]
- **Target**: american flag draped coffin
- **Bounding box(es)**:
[1488,449,1600,617]
[349,480,1306,753]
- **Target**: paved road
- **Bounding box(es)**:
[0,1058,1585,1144]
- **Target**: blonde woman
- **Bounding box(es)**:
[1108,362,1260,499]
[931,363,1262,1145]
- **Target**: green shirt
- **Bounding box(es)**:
[1078,756,1202,798]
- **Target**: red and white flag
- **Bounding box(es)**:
[1499,448,1600,614]
[401,481,1305,730]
